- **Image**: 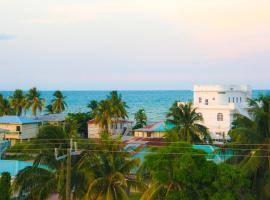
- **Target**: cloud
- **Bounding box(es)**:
[0,33,16,40]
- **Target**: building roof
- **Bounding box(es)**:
[134,121,175,132]
[34,113,67,122]
[0,116,40,125]
[88,119,133,125]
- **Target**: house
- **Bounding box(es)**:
[133,121,175,138]
[34,113,66,126]
[0,116,40,144]
[193,85,251,143]
[87,119,133,138]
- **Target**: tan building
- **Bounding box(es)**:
[133,121,175,138]
[88,119,133,138]
[0,116,40,144]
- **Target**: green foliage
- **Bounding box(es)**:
[228,95,270,199]
[50,90,67,114]
[25,87,45,116]
[67,112,93,137]
[0,172,11,200]
[166,101,211,143]
[77,133,144,200]
[0,96,15,116]
[8,89,26,116]
[139,143,253,200]
[133,109,147,129]
[87,100,98,116]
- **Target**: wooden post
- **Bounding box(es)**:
[66,148,71,200]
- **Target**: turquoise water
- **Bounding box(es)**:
[1,90,269,122]
[0,160,33,177]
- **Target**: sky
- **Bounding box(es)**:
[0,0,270,90]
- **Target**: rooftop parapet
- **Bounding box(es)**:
[193,85,252,93]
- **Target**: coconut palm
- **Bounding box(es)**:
[95,100,113,131]
[78,133,142,200]
[87,100,98,117]
[108,91,128,120]
[45,104,54,114]
[228,95,270,199]
[0,98,14,116]
[133,109,147,129]
[51,90,67,113]
[13,125,85,200]
[26,87,45,116]
[9,89,26,116]
[166,101,210,143]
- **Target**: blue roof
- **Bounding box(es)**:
[135,121,176,132]
[34,113,66,122]
[0,116,40,124]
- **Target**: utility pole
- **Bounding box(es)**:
[66,140,72,200]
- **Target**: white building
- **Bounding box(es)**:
[193,85,252,143]
[88,119,133,138]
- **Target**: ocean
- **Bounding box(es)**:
[1,90,270,122]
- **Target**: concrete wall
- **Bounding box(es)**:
[88,122,133,138]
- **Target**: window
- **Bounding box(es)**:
[228,97,231,103]
[120,123,123,129]
[147,132,151,137]
[199,97,202,103]
[115,123,118,129]
[217,113,223,121]
[232,97,235,103]
[236,97,239,103]
[111,124,113,129]
[240,97,242,103]
[205,99,209,105]
[16,126,21,132]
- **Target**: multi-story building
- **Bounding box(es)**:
[193,85,252,143]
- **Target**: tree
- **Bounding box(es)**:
[0,98,14,116]
[45,104,54,114]
[87,100,98,117]
[78,133,142,200]
[166,101,210,143]
[51,90,67,114]
[133,109,147,129]
[67,112,93,137]
[0,172,11,200]
[95,100,113,132]
[107,91,128,120]
[139,143,253,200]
[13,125,85,200]
[26,87,45,116]
[228,95,270,199]
[9,89,26,116]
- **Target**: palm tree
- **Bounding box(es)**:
[13,125,85,200]
[9,89,26,116]
[228,95,270,199]
[166,101,210,143]
[87,100,98,117]
[108,91,128,120]
[133,109,147,129]
[95,100,113,131]
[26,87,45,116]
[0,98,14,116]
[51,90,67,113]
[78,133,142,200]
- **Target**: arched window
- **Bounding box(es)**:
[217,113,223,121]
[205,99,209,105]
[199,97,202,103]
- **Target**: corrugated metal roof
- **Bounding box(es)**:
[0,116,40,124]
[34,113,67,122]
[134,121,175,132]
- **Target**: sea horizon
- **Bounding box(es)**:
[1,90,270,122]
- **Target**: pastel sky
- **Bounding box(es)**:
[0,0,270,90]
